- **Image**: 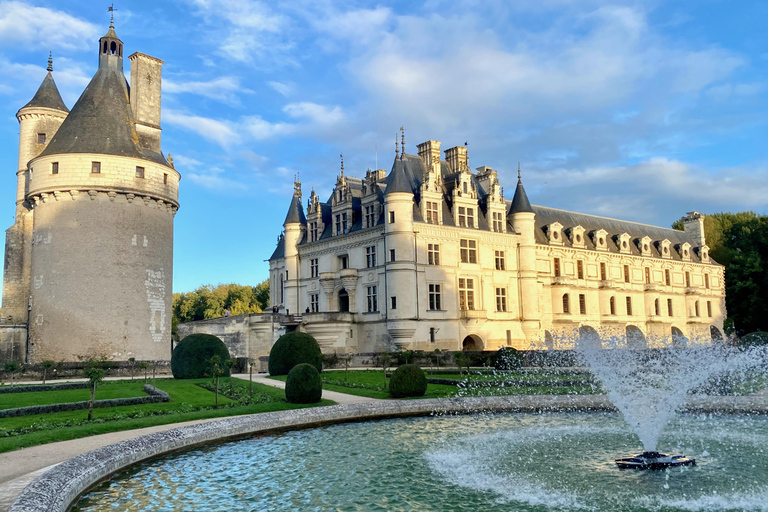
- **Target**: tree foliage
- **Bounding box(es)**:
[673,211,768,333]
[172,281,270,331]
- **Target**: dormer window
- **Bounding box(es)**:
[680,242,692,261]
[700,245,710,263]
[547,222,564,245]
[618,233,631,254]
[658,239,672,259]
[571,225,586,247]
[592,229,609,251]
[640,236,652,256]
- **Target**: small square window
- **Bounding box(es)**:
[37,133,46,144]
[51,162,58,175]
[136,166,145,178]
[91,162,101,174]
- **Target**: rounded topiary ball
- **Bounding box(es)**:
[492,347,522,370]
[285,363,322,404]
[171,333,231,379]
[389,364,427,398]
[268,332,322,376]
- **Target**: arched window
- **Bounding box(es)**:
[110,41,117,54]
[610,296,616,315]
[103,41,108,53]
[562,294,570,314]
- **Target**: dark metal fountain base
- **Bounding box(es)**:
[615,451,696,470]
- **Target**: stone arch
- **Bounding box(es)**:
[578,325,601,350]
[338,289,349,312]
[710,325,723,342]
[462,334,483,351]
[544,330,555,350]
[626,325,647,349]
[110,41,117,54]
[671,326,687,348]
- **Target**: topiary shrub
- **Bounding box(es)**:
[389,364,427,398]
[171,334,231,379]
[740,331,768,347]
[492,347,522,370]
[285,363,322,404]
[268,332,322,376]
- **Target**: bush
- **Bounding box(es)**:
[389,364,427,398]
[268,332,322,376]
[172,334,231,379]
[492,347,522,370]
[285,363,322,403]
[740,331,768,347]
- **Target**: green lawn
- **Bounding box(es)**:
[271,369,597,399]
[0,377,334,453]
[0,381,148,410]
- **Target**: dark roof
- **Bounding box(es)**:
[530,205,714,263]
[384,158,415,195]
[39,65,167,165]
[269,236,285,260]
[21,72,68,112]
[283,194,307,225]
[509,179,533,214]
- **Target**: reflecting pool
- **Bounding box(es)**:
[73,412,768,511]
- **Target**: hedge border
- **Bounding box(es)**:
[0,382,91,394]
[0,385,170,419]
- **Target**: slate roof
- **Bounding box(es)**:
[269,235,285,260]
[283,194,307,225]
[21,72,68,113]
[384,155,422,195]
[39,64,167,165]
[509,178,533,214]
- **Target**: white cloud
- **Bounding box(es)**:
[283,102,344,126]
[164,109,240,148]
[172,154,204,168]
[164,76,251,105]
[187,171,249,193]
[0,58,91,106]
[267,81,294,97]
[0,2,99,50]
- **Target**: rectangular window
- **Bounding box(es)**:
[430,327,436,343]
[310,294,319,313]
[339,255,348,270]
[563,294,570,314]
[459,278,475,311]
[492,211,504,232]
[495,288,507,312]
[655,299,661,316]
[624,265,630,283]
[600,262,606,281]
[665,269,671,286]
[577,260,584,280]
[685,271,691,288]
[91,161,101,174]
[458,207,466,227]
[554,258,561,277]
[365,246,377,268]
[389,211,395,223]
[506,330,512,346]
[365,205,377,228]
[310,258,318,278]
[707,300,712,317]
[426,201,439,224]
[135,166,145,178]
[163,173,168,184]
[610,297,616,315]
[335,215,341,235]
[391,297,397,310]
[366,286,378,313]
[460,239,477,264]
[37,133,46,144]
[668,298,673,316]
[467,208,474,228]
[390,249,395,262]
[626,296,633,316]
[579,294,586,315]
[310,222,318,242]
[494,250,505,271]
[705,274,710,289]
[51,162,58,175]
[645,267,651,284]
[428,284,442,310]
[428,244,440,265]
[342,213,348,234]
[695,301,700,317]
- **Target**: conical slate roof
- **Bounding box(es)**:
[22,72,68,113]
[509,178,533,214]
[384,158,414,195]
[283,194,307,225]
[39,63,167,165]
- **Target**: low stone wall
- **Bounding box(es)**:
[11,395,768,512]
[0,385,169,419]
[177,313,282,361]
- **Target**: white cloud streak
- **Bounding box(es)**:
[0,1,99,50]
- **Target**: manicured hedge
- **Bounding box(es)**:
[172,334,231,379]
[492,347,522,370]
[0,382,90,394]
[389,364,427,398]
[740,332,768,347]
[285,363,322,404]
[268,332,322,376]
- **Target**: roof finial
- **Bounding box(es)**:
[400,126,405,159]
[108,4,116,27]
[395,133,399,157]
[47,51,53,72]
[294,173,302,197]
[340,154,344,176]
[517,162,521,183]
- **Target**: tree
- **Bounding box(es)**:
[225,358,237,392]
[4,361,20,387]
[83,361,105,420]
[209,355,226,408]
[40,360,55,384]
[172,281,271,331]
[139,361,149,383]
[454,351,467,376]
[128,357,136,380]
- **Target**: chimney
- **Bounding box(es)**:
[444,145,468,173]
[683,211,706,247]
[129,52,163,153]
[417,140,441,173]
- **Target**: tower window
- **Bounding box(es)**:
[610,296,616,315]
[389,211,395,223]
[459,278,475,311]
[391,297,397,310]
[136,166,145,178]
[111,41,117,54]
[562,294,570,314]
[428,284,442,310]
[390,249,395,261]
[164,173,169,184]
[655,298,660,316]
[428,244,440,265]
[51,162,58,175]
[37,133,46,144]
[103,41,108,53]
[91,162,101,174]
[496,288,507,312]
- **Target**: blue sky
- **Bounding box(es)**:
[0,0,766,294]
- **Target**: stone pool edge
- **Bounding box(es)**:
[9,394,768,512]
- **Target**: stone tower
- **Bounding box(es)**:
[509,168,540,340]
[0,21,180,362]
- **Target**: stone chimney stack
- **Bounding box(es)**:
[417,140,441,173]
[129,52,163,153]
[683,211,706,247]
[445,145,468,173]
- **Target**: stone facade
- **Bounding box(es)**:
[0,22,179,362]
[269,137,725,353]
